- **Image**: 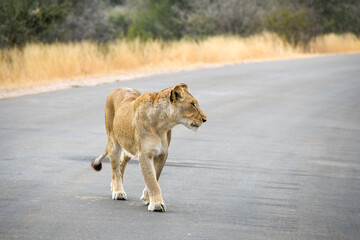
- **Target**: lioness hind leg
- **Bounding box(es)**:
[140,188,150,205]
[109,140,127,200]
[120,151,131,183]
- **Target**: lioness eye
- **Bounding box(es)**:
[191,102,196,107]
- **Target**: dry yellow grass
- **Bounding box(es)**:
[308,33,360,53]
[1,32,360,89]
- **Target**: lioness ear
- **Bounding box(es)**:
[170,85,185,103]
[179,82,189,92]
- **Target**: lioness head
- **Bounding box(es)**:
[169,83,207,131]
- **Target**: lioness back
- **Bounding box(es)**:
[106,88,141,111]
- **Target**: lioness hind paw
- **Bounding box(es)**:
[140,190,150,205]
[148,202,166,212]
[141,198,149,205]
[112,191,127,200]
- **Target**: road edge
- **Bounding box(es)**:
[0,53,357,100]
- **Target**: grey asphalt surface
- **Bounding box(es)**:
[1,54,360,240]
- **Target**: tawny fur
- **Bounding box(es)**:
[91,83,207,212]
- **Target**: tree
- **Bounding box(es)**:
[128,0,188,40]
[54,0,115,43]
[265,5,319,46]
[304,0,360,35]
[0,0,67,48]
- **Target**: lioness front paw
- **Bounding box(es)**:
[112,191,127,200]
[140,188,150,205]
[148,202,166,212]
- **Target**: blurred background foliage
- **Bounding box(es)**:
[1,0,359,48]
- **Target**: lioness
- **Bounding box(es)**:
[91,83,207,212]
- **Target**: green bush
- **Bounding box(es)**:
[265,7,319,46]
[310,0,360,35]
[1,0,359,48]
[127,0,186,40]
[0,0,68,48]
[108,8,132,38]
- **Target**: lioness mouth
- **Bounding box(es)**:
[191,123,199,128]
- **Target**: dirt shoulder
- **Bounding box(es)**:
[0,62,240,99]
[0,54,330,99]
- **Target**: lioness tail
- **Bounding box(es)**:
[91,149,108,171]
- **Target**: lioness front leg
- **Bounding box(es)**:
[141,153,168,206]
[109,141,127,200]
[139,153,166,212]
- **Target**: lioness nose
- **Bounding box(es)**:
[202,118,207,123]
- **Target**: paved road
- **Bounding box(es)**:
[1,54,360,240]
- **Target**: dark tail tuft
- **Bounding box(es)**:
[91,158,102,171]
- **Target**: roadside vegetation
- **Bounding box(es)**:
[1,0,360,89]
